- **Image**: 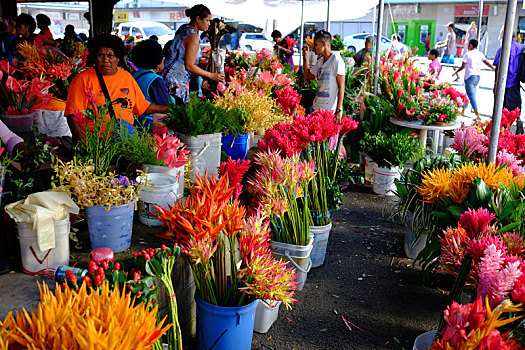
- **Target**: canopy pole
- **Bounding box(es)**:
[487,0,518,163]
[300,0,305,66]
[478,0,483,38]
[373,0,384,95]
[89,0,94,38]
[326,0,330,32]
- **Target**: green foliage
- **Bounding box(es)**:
[163,94,246,136]
[360,132,421,169]
[331,34,345,51]
[117,129,161,167]
[358,94,395,135]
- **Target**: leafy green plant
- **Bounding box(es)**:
[117,130,160,167]
[163,94,228,136]
[222,106,249,135]
[360,132,421,169]
[331,34,345,51]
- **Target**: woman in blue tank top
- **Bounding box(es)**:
[164,4,225,104]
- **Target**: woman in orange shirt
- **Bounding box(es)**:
[65,34,168,140]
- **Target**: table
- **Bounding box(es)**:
[389,118,460,154]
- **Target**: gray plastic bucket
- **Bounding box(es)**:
[175,132,222,180]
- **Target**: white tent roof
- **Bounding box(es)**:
[166,0,378,38]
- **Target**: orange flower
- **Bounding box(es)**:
[416,167,453,203]
[0,282,169,349]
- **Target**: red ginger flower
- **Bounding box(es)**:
[458,208,496,239]
[218,157,251,200]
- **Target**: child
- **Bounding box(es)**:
[428,48,442,79]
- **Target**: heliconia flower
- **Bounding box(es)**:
[459,208,496,238]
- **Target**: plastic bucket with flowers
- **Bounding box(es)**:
[86,202,135,253]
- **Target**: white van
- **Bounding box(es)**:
[116,21,173,47]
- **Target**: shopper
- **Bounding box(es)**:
[424,33,431,54]
[437,22,456,64]
[436,31,444,56]
[10,13,37,53]
[164,4,224,104]
[427,49,442,79]
[493,31,524,133]
[34,14,55,47]
[271,30,294,65]
[132,39,173,130]
[354,35,374,68]
[0,21,11,60]
[390,34,405,55]
[452,39,495,118]
[302,30,345,119]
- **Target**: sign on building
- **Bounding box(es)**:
[455,5,489,17]
[169,11,186,21]
[115,11,129,23]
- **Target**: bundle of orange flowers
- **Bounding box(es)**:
[417,162,525,204]
[0,282,169,349]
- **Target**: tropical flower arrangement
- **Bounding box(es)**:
[215,81,288,133]
[0,60,53,115]
[54,158,146,208]
[17,41,87,101]
[431,297,524,349]
[258,110,359,226]
[247,150,316,245]
[418,91,460,125]
[154,173,299,308]
[0,281,169,349]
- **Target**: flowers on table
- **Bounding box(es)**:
[0,282,169,349]
[154,173,298,308]
[419,91,460,125]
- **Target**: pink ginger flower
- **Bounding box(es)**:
[452,126,488,159]
[477,244,522,308]
[442,301,471,347]
[458,208,496,239]
[495,149,524,178]
[466,234,507,263]
[511,274,525,304]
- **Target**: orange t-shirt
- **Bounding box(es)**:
[65,67,151,125]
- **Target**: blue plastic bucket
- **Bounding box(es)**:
[195,294,258,350]
[221,133,249,160]
[86,202,134,253]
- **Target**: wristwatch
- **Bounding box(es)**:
[335,108,341,114]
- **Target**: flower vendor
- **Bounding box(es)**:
[65,34,168,140]
[301,30,346,120]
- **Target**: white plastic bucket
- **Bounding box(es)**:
[413,330,438,350]
[175,132,222,180]
[143,164,185,199]
[137,173,179,226]
[310,222,332,268]
[17,218,70,273]
[254,299,282,333]
[373,166,400,196]
[271,237,314,291]
[404,229,429,260]
[364,155,377,183]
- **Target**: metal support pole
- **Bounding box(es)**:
[372,5,376,36]
[89,0,94,38]
[478,0,483,38]
[373,0,384,95]
[326,0,330,32]
[488,0,518,163]
[299,0,305,66]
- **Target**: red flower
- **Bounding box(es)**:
[459,208,496,238]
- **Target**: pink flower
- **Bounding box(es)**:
[452,126,488,159]
[495,149,524,178]
[218,157,251,200]
[459,208,496,238]
[257,71,274,84]
[274,74,292,86]
[154,134,189,169]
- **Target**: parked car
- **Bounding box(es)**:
[116,21,173,47]
[238,32,273,52]
[343,33,410,54]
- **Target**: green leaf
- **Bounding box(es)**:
[150,259,163,276]
[145,260,154,276]
[498,222,521,233]
[446,205,465,220]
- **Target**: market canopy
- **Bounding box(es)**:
[164,0,379,38]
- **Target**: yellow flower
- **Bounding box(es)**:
[0,282,169,349]
[416,168,453,203]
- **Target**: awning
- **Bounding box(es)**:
[164,0,378,38]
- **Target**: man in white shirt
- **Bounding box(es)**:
[302,30,346,120]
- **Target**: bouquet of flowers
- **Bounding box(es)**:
[0,60,53,115]
[17,41,87,101]
[54,158,146,208]
[258,110,359,226]
[419,92,460,125]
[248,150,316,245]
[154,173,299,308]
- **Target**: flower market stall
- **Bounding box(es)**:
[2,8,525,349]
